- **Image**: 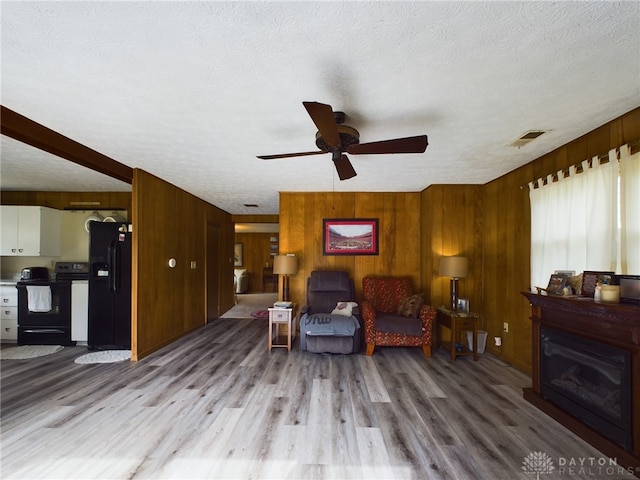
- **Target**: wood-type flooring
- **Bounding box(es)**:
[1,317,637,479]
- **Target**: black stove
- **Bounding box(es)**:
[16,262,88,346]
[17,262,89,287]
[54,262,89,282]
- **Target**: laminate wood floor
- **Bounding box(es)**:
[1,318,637,480]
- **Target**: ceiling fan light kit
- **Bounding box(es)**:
[315,124,360,151]
[258,101,428,181]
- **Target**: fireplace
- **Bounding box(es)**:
[540,326,632,450]
[522,292,640,475]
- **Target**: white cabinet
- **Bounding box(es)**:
[0,285,18,342]
[0,206,61,256]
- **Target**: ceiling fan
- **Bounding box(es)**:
[257,101,428,180]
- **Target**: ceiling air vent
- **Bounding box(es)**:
[508,130,546,148]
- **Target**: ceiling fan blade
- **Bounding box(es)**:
[346,135,428,155]
[257,150,326,160]
[333,153,357,181]
[303,101,341,149]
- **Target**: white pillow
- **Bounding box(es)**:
[331,301,358,317]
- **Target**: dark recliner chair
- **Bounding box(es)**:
[299,270,361,354]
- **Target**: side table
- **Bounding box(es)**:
[262,267,278,293]
[268,305,296,351]
[436,307,480,361]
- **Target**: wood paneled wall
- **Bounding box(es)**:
[481,107,640,372]
[131,169,234,361]
[1,191,131,212]
[232,215,279,223]
[421,185,483,311]
[279,192,423,304]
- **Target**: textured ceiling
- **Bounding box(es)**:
[1,1,639,214]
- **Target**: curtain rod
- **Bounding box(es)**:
[519,139,640,190]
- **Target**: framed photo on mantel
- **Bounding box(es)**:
[546,274,568,295]
[581,271,614,297]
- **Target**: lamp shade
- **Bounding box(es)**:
[439,256,468,278]
[273,255,298,275]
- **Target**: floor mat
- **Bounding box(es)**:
[1,345,64,360]
[75,350,131,364]
[221,293,277,318]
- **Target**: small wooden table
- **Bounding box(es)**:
[436,307,480,361]
[262,267,278,293]
[268,305,296,351]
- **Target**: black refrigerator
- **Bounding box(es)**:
[88,221,132,350]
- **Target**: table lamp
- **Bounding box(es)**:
[439,256,468,310]
[273,254,298,302]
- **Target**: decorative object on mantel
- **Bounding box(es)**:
[581,270,614,298]
[0,345,63,360]
[439,256,468,310]
[544,273,569,295]
[614,274,640,305]
[535,271,594,296]
[599,285,621,303]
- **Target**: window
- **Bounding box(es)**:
[529,145,640,289]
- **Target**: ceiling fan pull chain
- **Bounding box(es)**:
[332,168,336,210]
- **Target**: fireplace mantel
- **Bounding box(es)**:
[522,292,640,475]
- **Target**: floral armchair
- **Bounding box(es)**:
[361,276,436,357]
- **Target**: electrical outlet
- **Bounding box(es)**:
[190,261,197,269]
[503,322,509,333]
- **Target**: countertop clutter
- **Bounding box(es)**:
[1,274,21,285]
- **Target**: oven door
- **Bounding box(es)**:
[16,281,74,345]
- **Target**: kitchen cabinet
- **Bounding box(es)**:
[1,285,18,342]
[0,206,61,256]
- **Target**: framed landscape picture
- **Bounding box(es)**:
[234,243,243,267]
[323,218,378,256]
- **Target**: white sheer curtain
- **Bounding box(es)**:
[619,146,640,274]
[529,152,618,289]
